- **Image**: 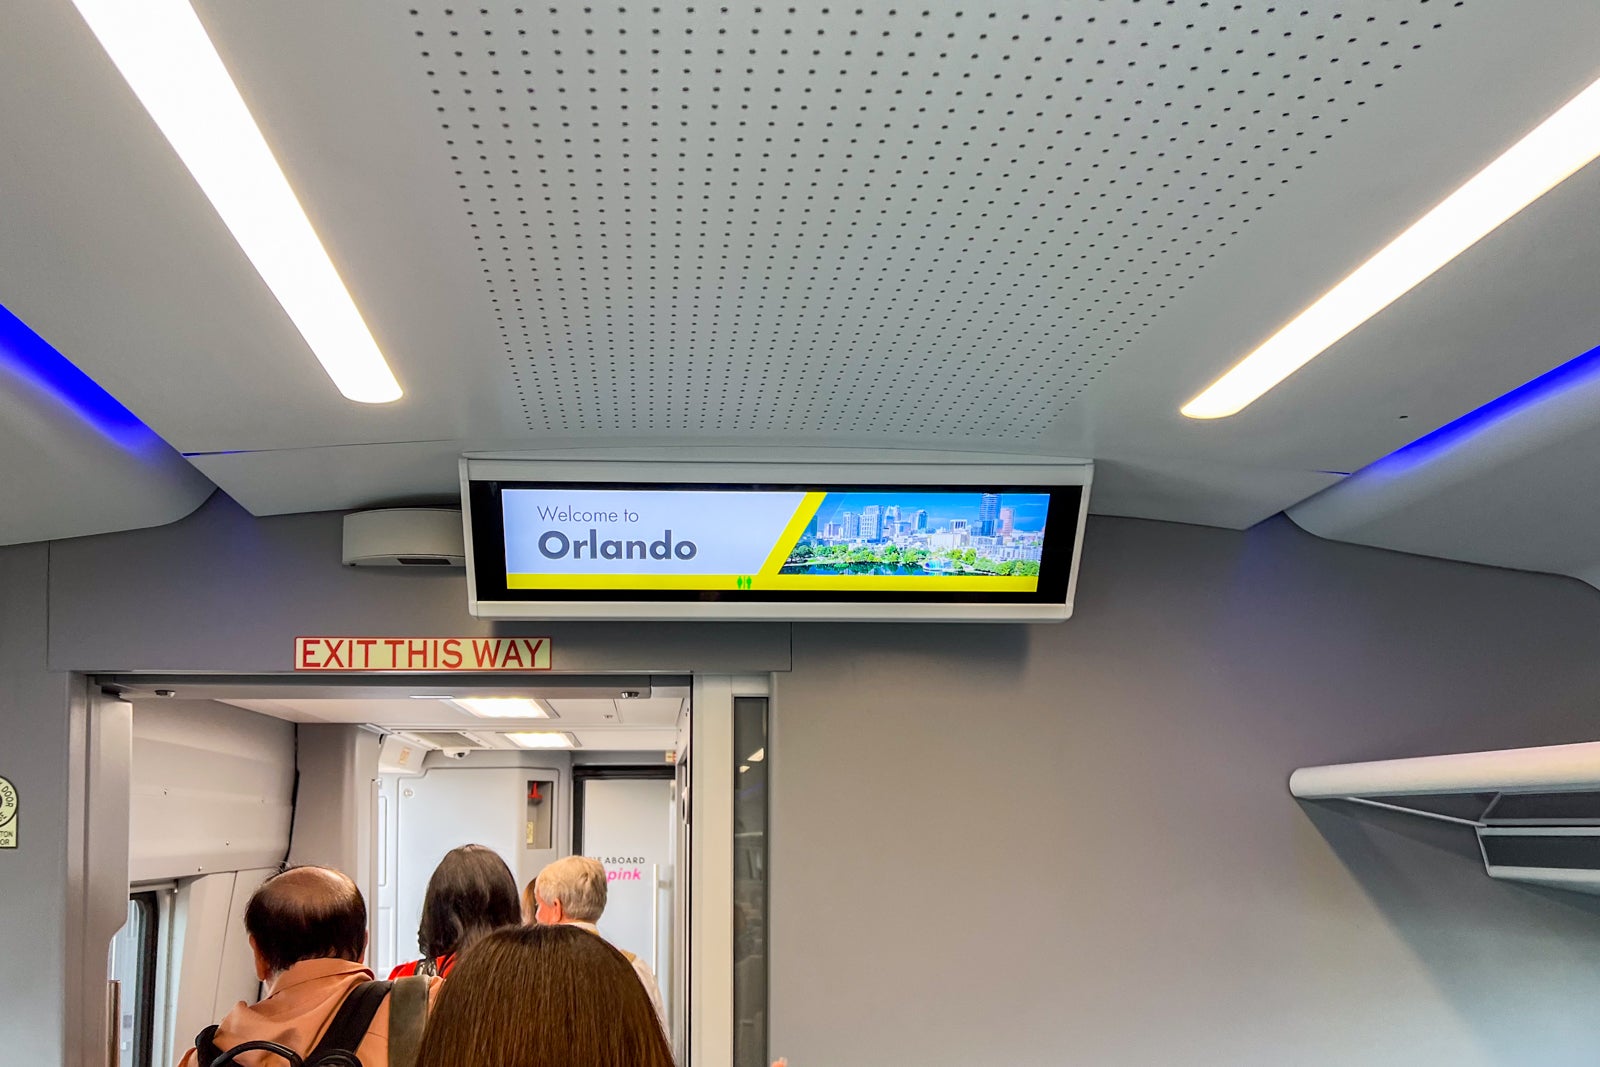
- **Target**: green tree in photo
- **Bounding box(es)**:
[961,548,977,566]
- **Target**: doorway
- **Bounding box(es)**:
[573,766,679,1014]
[86,670,764,1066]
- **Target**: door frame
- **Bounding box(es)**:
[688,673,770,1067]
[571,764,677,856]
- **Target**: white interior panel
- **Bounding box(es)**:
[1289,351,1600,588]
[167,873,242,1065]
[129,700,294,881]
[0,340,213,544]
[393,763,567,963]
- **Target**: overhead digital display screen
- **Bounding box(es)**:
[467,481,1082,610]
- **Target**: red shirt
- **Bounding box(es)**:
[387,953,457,980]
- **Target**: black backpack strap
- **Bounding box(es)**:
[205,1041,306,1067]
[194,1025,225,1067]
[305,980,392,1067]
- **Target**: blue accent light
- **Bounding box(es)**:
[0,303,165,450]
[1358,342,1600,477]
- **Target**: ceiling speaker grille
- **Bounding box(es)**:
[407,1,1459,441]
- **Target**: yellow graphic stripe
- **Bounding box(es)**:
[511,574,747,590]
[508,573,1039,592]
[759,492,829,575]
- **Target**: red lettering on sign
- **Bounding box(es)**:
[296,636,551,671]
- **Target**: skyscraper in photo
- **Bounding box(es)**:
[999,506,1015,537]
[979,493,1001,537]
[842,511,860,539]
[861,505,882,541]
[913,509,928,533]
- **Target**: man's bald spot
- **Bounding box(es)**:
[246,865,368,974]
[264,865,360,907]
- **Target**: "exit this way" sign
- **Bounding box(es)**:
[295,636,552,671]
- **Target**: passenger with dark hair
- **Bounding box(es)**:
[413,924,676,1067]
[389,843,520,979]
[177,865,435,1067]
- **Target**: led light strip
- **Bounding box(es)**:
[1182,74,1600,420]
[71,0,403,404]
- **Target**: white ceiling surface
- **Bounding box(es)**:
[0,3,1598,549]
[221,695,683,752]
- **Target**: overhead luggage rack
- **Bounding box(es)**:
[1290,742,1600,896]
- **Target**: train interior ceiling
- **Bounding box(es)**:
[7,2,1600,1066]
[107,675,698,1067]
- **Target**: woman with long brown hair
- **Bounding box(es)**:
[414,923,676,1067]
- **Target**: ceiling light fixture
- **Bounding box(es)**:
[452,697,550,719]
[504,731,578,750]
[69,0,403,404]
[1181,74,1600,420]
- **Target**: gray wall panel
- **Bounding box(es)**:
[17,497,1600,1064]
[46,493,790,674]
[0,544,74,1059]
[771,517,1600,1066]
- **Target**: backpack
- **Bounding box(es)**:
[194,976,429,1067]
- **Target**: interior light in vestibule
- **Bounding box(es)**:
[504,731,578,750]
[452,697,550,719]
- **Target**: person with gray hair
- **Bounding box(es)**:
[527,856,667,1029]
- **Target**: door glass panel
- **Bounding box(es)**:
[108,893,158,1067]
[733,697,769,1067]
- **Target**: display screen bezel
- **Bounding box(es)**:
[467,480,1082,605]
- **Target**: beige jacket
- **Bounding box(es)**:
[176,958,436,1067]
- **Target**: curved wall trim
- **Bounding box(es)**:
[0,304,214,544]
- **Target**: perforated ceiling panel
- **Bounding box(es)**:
[409,2,1456,440]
